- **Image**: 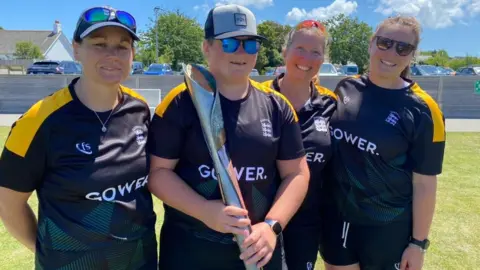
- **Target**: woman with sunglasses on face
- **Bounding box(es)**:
[319,15,446,270]
[0,6,157,269]
[261,20,337,270]
[148,4,309,270]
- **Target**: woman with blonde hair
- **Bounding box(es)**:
[262,19,337,270]
[319,15,445,270]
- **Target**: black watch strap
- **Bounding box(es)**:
[410,237,430,250]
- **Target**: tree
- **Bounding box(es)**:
[425,49,449,66]
[138,9,204,70]
[14,41,43,59]
[0,26,3,30]
[323,14,373,74]
[256,21,292,72]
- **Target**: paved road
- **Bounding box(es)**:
[0,114,478,132]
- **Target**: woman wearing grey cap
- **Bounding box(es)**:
[0,6,157,269]
[148,4,309,270]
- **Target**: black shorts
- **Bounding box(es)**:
[283,224,321,270]
[158,221,287,270]
[319,208,412,270]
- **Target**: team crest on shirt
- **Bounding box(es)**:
[385,111,400,126]
[260,119,272,137]
[314,116,328,132]
[132,126,146,145]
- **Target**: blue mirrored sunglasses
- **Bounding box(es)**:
[83,7,136,31]
[221,38,261,55]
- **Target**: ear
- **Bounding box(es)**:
[368,37,374,55]
[202,40,210,58]
[72,41,81,61]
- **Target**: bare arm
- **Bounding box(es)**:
[412,173,437,240]
[0,187,37,252]
[265,156,310,229]
[147,155,250,235]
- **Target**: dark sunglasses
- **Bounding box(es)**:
[296,19,327,34]
[83,7,136,31]
[221,38,261,55]
[375,36,415,56]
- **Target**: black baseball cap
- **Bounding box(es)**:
[73,6,139,42]
[204,4,266,40]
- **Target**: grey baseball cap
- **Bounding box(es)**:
[204,4,266,40]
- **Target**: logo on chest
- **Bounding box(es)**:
[76,142,92,155]
[313,117,328,132]
[385,111,400,126]
[132,126,146,145]
[260,119,272,137]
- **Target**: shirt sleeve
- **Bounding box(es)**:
[276,95,305,160]
[408,106,446,176]
[147,84,189,160]
[0,115,48,192]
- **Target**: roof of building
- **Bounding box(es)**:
[0,28,62,55]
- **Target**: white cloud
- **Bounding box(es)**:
[285,0,358,23]
[374,0,480,28]
[215,0,274,9]
[470,0,480,15]
[193,3,211,13]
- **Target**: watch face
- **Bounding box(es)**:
[424,239,430,249]
[272,222,282,235]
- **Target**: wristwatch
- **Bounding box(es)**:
[264,219,282,236]
[409,237,430,252]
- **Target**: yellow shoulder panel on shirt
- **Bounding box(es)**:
[5,87,73,158]
[314,84,337,101]
[411,83,445,142]
[155,83,187,117]
[250,80,299,122]
[260,79,274,88]
[120,85,148,104]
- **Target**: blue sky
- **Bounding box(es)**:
[1,0,479,57]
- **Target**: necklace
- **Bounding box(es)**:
[92,109,114,132]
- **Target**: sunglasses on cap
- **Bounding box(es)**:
[295,20,327,34]
[82,7,137,32]
[375,36,415,56]
[221,38,261,55]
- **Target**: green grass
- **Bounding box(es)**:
[0,127,479,270]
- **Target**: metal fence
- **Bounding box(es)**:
[1,75,480,119]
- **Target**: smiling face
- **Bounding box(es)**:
[73,26,134,85]
[368,23,418,80]
[283,29,325,82]
[203,36,258,84]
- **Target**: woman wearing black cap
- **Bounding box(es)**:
[148,3,309,270]
[0,6,157,269]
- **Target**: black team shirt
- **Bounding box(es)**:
[326,75,446,225]
[148,79,305,243]
[262,74,337,226]
[0,78,157,269]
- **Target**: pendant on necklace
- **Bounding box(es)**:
[102,126,107,132]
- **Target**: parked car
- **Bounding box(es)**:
[264,69,274,76]
[455,66,480,76]
[250,68,259,76]
[273,66,286,76]
[410,65,443,76]
[27,60,82,75]
[143,63,174,75]
[341,64,359,75]
[318,63,341,76]
[131,61,144,75]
